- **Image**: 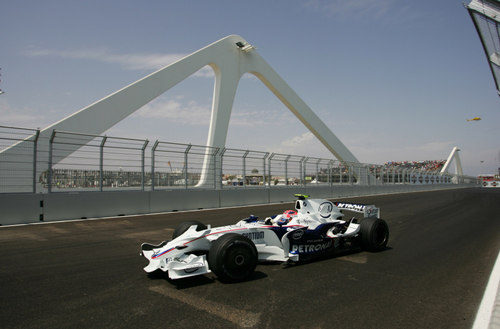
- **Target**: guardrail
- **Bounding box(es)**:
[0,125,479,194]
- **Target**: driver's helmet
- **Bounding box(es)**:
[277,210,297,225]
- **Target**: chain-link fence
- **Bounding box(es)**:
[151,141,219,190]
[0,125,477,193]
[0,126,40,193]
[221,148,268,187]
[267,153,303,186]
[47,131,149,192]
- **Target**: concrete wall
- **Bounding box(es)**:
[0,184,476,225]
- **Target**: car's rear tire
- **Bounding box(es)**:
[359,217,389,251]
[208,233,257,283]
[172,220,207,239]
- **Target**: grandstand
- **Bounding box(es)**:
[382,160,446,172]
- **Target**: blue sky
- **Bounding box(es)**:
[1,0,499,175]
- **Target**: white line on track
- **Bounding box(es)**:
[472,250,500,329]
[149,285,261,328]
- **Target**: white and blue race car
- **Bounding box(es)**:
[140,194,389,282]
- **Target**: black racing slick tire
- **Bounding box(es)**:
[172,221,207,239]
[208,233,258,283]
[359,217,389,251]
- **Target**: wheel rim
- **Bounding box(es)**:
[224,244,254,279]
[234,254,245,266]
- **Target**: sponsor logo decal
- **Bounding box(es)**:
[241,231,264,240]
[292,230,304,240]
[152,247,175,259]
[336,203,366,212]
[291,240,333,254]
[318,202,334,218]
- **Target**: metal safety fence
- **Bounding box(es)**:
[0,125,479,194]
[0,126,40,193]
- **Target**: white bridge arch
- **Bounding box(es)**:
[2,35,359,187]
[440,146,464,182]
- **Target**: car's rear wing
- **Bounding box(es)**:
[334,202,380,219]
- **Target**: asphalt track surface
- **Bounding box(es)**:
[1,188,499,329]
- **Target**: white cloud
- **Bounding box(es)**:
[282,132,315,147]
[132,98,211,125]
[132,95,301,128]
[271,132,328,156]
[0,99,47,128]
[24,47,215,77]
[230,108,295,127]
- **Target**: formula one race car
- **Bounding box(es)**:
[140,194,389,282]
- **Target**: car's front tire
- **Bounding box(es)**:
[359,217,389,251]
[208,233,257,283]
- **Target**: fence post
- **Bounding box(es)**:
[213,148,220,189]
[47,130,56,193]
[268,153,275,187]
[32,129,40,193]
[99,136,107,192]
[184,144,192,190]
[340,162,344,186]
[338,162,342,185]
[301,157,307,186]
[151,140,159,191]
[263,153,269,187]
[327,161,332,186]
[325,161,330,186]
[285,155,291,186]
[243,150,249,187]
[315,160,319,183]
[219,148,226,189]
[141,140,149,191]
